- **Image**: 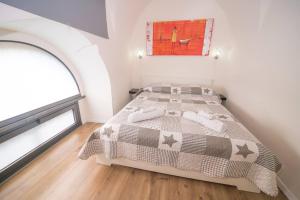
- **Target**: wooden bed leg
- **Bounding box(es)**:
[96,154,112,166]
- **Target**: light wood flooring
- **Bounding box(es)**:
[0,123,287,200]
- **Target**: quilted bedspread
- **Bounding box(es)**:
[79,87,281,196]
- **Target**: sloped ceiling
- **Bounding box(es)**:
[0,0,108,38]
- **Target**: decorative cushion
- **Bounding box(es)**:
[143,83,216,96]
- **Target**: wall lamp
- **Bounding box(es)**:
[211,48,222,60]
[137,50,144,59]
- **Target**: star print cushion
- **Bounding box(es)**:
[79,89,281,197]
[143,83,217,96]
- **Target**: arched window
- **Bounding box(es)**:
[0,41,83,182]
[0,41,80,121]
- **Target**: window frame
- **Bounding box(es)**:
[0,40,84,183]
[0,94,83,143]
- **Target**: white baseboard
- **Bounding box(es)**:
[277,177,298,200]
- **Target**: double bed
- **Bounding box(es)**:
[79,84,281,196]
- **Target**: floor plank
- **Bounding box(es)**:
[0,123,288,200]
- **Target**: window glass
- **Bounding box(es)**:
[0,42,79,122]
[0,110,75,171]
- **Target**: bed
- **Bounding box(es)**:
[79,84,281,196]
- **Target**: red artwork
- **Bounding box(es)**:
[146,19,214,56]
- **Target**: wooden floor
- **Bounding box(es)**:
[0,123,287,200]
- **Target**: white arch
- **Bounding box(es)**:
[0,20,114,123]
[0,29,85,94]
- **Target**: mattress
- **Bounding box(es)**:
[79,84,281,196]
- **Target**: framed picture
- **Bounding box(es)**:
[146,19,214,56]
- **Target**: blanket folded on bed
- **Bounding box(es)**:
[183,111,225,133]
[128,108,164,123]
[140,107,156,113]
[197,110,214,119]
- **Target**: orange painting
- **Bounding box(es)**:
[146,19,214,56]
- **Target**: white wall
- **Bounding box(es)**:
[129,0,233,91]
[83,0,152,113]
[129,0,300,199]
[218,0,300,199]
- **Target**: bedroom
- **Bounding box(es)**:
[0,0,299,199]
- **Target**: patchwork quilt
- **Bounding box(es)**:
[79,85,281,196]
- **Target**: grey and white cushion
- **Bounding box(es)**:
[143,83,216,96]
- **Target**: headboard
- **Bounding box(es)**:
[141,74,214,87]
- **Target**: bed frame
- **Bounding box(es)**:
[141,75,214,88]
[96,77,260,193]
[96,154,260,193]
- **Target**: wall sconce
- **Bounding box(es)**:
[211,48,222,60]
[137,50,144,59]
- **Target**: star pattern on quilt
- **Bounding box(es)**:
[162,134,178,147]
[103,126,114,138]
[204,88,210,94]
[125,106,134,111]
[218,115,228,119]
[168,111,176,115]
[236,144,254,158]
